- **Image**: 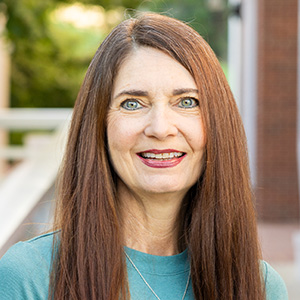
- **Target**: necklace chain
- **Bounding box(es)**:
[125,251,191,300]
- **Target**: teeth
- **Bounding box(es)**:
[140,152,184,159]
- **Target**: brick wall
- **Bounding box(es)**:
[256,0,299,221]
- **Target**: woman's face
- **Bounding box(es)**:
[107,47,206,198]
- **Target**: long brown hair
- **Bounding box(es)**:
[51,13,264,300]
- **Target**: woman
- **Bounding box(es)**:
[0,13,287,300]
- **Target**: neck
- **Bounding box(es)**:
[118,181,186,256]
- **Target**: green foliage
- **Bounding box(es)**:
[2,0,75,107]
[76,0,142,10]
[1,0,142,109]
[140,0,228,60]
[1,0,228,110]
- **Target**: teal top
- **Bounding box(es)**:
[0,232,288,299]
[125,246,192,299]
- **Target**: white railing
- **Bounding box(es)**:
[0,108,72,130]
[0,108,72,257]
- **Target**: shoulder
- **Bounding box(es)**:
[261,261,289,300]
[0,231,58,299]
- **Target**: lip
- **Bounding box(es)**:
[136,149,186,168]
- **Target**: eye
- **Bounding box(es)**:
[178,97,199,108]
[121,99,143,110]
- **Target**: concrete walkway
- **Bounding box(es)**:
[258,222,300,300]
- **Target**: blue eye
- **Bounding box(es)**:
[178,97,198,108]
[121,100,142,110]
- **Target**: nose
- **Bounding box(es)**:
[144,105,178,140]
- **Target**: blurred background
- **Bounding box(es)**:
[0,0,299,298]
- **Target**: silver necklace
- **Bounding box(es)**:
[125,251,191,300]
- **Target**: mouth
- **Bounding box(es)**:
[136,149,186,168]
[138,151,185,160]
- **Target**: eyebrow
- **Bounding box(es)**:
[114,90,149,99]
[114,88,199,99]
[172,88,199,96]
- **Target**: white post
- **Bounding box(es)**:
[241,0,258,186]
[228,0,242,111]
[0,12,10,179]
[228,0,258,185]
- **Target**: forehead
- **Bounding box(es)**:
[112,47,197,98]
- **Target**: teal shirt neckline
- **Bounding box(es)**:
[124,246,190,275]
[124,246,192,299]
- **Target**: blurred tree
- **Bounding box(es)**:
[0,0,227,110]
[0,0,142,109]
[140,0,228,60]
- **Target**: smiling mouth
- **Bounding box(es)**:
[138,152,185,160]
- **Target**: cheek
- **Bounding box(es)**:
[106,113,142,154]
[183,117,206,152]
[106,114,144,182]
[107,119,130,177]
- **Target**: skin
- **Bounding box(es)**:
[107,47,206,255]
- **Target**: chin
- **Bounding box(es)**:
[140,183,189,196]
